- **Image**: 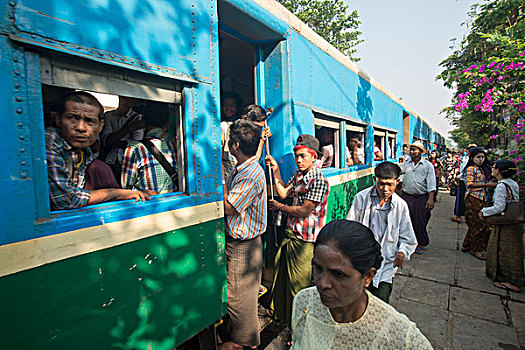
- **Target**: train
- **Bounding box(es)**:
[0,0,445,348]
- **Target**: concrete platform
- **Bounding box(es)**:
[263,191,525,350]
[391,192,525,349]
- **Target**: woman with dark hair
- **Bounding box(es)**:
[461,147,497,259]
[429,151,443,200]
[290,220,432,349]
[481,160,524,292]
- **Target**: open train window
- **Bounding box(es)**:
[40,53,186,212]
[345,121,366,166]
[315,117,341,168]
[373,129,386,161]
[388,134,397,159]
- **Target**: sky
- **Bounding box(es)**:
[344,0,480,141]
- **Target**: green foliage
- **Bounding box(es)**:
[437,0,525,147]
[277,0,363,61]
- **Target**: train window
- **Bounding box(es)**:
[39,53,186,211]
[315,118,341,168]
[345,122,366,166]
[388,134,397,159]
[373,130,386,161]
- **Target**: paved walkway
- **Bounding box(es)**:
[392,191,525,350]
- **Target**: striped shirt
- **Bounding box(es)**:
[225,156,267,240]
[121,128,178,193]
[45,127,94,210]
[287,167,329,242]
[465,166,487,201]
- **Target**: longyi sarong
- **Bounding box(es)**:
[85,159,119,190]
[401,192,431,247]
[486,223,525,287]
[462,195,492,252]
[225,235,262,347]
[270,228,314,326]
[454,180,467,217]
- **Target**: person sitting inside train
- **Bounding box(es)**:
[347,132,364,165]
[374,142,385,161]
[46,91,150,210]
[318,128,354,168]
[100,96,146,184]
[121,102,178,193]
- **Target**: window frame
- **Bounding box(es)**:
[35,52,190,226]
[315,117,341,169]
[345,121,367,166]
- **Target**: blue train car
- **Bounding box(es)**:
[0,0,445,348]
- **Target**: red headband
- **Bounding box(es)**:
[293,145,317,157]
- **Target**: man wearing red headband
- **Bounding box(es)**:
[265,134,329,326]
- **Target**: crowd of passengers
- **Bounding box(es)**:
[46,90,435,349]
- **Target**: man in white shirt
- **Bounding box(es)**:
[400,141,436,253]
[347,162,417,303]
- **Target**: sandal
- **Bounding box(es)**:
[493,281,521,293]
[415,247,424,254]
[471,251,486,260]
[450,217,462,223]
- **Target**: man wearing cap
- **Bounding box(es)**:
[400,141,437,253]
[265,134,329,326]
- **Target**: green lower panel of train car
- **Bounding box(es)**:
[0,219,227,350]
[325,173,374,222]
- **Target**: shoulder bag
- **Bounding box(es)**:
[140,139,178,190]
[486,182,525,225]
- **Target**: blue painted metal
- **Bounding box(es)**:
[218,0,289,43]
[0,0,223,245]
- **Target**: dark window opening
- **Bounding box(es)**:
[40,53,185,212]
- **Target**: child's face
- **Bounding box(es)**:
[222,98,237,120]
[294,148,316,172]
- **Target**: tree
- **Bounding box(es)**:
[437,0,525,147]
[277,0,363,61]
[438,0,525,195]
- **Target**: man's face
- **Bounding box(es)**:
[349,138,359,150]
[409,146,422,159]
[374,176,398,201]
[56,100,103,149]
[294,147,316,172]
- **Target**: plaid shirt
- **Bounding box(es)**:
[225,156,267,240]
[45,127,95,210]
[287,167,329,242]
[121,128,177,193]
[465,166,487,201]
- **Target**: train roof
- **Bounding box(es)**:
[251,0,443,138]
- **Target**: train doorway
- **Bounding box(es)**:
[403,110,410,145]
[219,31,257,120]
